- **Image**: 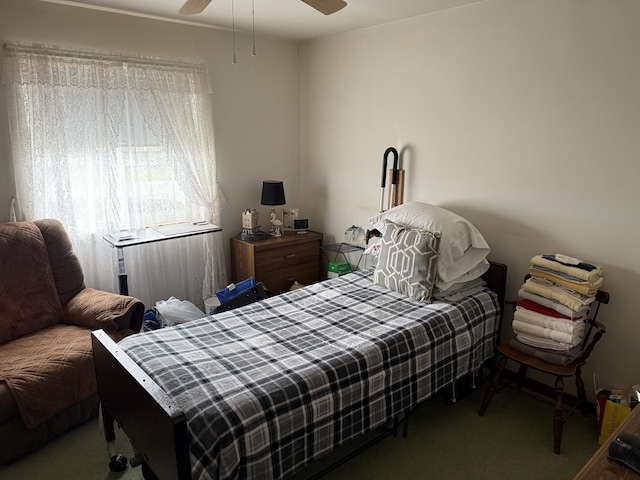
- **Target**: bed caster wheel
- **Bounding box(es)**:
[109,454,128,472]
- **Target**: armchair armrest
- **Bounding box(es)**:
[62,288,144,333]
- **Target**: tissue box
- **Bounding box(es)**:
[328,262,351,275]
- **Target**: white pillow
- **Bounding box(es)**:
[435,258,490,292]
[369,202,490,286]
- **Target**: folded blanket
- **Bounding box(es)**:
[531,254,603,282]
[541,253,598,271]
[521,277,595,312]
[517,288,589,318]
[516,299,582,321]
[514,332,581,352]
[528,269,603,296]
[514,308,585,334]
[512,319,584,347]
[0,324,134,429]
[0,324,96,429]
[509,337,583,366]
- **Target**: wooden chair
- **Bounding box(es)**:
[478,286,610,454]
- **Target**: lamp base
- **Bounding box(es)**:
[268,207,283,237]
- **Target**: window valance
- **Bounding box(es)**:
[3,42,212,94]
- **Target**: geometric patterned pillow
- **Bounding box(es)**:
[373,219,441,302]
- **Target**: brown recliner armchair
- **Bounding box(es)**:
[0,219,144,464]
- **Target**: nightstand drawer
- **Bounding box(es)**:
[230,231,323,294]
[255,243,319,274]
[258,263,321,294]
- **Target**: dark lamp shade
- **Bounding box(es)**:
[260,181,286,206]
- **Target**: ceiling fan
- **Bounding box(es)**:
[178,0,347,16]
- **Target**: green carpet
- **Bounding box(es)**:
[0,378,599,480]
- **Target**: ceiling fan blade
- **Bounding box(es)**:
[178,0,213,16]
[301,0,347,15]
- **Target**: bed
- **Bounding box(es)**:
[92,203,507,480]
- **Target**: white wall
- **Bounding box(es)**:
[1,0,638,397]
[300,0,640,394]
[0,0,301,278]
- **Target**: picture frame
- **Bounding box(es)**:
[282,207,299,230]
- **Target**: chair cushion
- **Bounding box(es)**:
[0,380,19,424]
[0,222,62,344]
[0,324,96,428]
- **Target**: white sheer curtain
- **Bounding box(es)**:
[3,42,227,310]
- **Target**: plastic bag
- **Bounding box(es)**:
[155,296,205,326]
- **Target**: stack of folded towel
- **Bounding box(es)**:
[509,254,604,366]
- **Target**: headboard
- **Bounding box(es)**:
[482,261,508,314]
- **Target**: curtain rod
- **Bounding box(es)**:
[4,42,208,74]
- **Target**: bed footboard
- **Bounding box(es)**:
[92,329,191,480]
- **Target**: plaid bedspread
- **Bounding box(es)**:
[120,269,500,480]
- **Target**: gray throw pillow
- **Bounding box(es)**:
[373,220,441,302]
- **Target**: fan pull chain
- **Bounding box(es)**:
[231,0,237,65]
[251,0,256,56]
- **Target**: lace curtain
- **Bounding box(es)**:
[3,42,228,310]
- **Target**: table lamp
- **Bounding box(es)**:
[261,180,286,236]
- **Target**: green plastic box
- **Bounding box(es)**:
[328,261,351,275]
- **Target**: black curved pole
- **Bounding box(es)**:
[385,147,399,185]
[380,147,399,212]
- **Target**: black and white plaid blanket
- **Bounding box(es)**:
[120,269,500,480]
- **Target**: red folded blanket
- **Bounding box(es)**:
[517,298,582,321]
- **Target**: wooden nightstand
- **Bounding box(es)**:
[230,231,323,294]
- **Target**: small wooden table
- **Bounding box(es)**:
[574,405,640,479]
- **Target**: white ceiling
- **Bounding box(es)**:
[39,0,484,41]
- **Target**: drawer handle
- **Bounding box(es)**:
[285,253,296,258]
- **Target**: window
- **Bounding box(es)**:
[4,43,227,308]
